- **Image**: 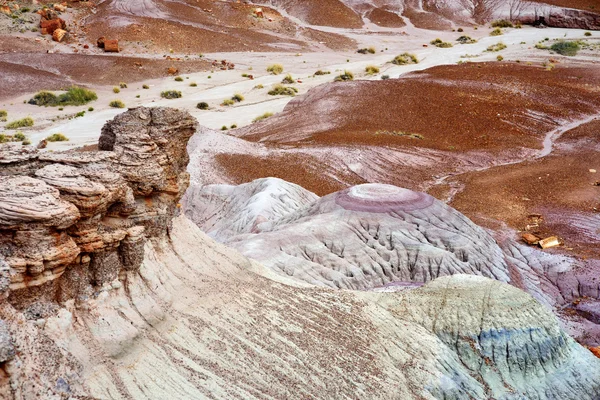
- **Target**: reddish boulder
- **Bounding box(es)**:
[104,39,119,52]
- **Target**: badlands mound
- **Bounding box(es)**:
[1,108,599,399]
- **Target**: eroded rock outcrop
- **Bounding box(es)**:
[0,107,196,300]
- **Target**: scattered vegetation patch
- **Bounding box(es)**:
[268,84,298,96]
[88,107,94,112]
[457,35,477,44]
[535,42,549,50]
[392,53,419,65]
[314,70,331,76]
[430,38,453,48]
[46,133,69,142]
[497,55,504,61]
[357,47,376,54]
[190,82,197,87]
[0,131,30,144]
[6,117,34,130]
[232,93,244,102]
[161,90,182,99]
[174,76,184,82]
[365,65,380,75]
[119,82,128,88]
[142,84,150,89]
[222,99,235,106]
[281,74,295,84]
[197,102,209,110]
[266,64,284,75]
[486,42,507,52]
[457,27,464,32]
[490,28,503,36]
[584,32,592,37]
[29,87,97,107]
[75,111,85,118]
[381,75,390,80]
[113,87,120,94]
[253,84,264,89]
[375,130,424,139]
[253,112,274,123]
[334,70,354,82]
[0,110,6,122]
[550,41,581,56]
[109,100,125,108]
[491,20,513,28]
[221,126,228,131]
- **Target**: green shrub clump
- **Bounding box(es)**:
[365,65,380,75]
[281,74,295,84]
[487,42,507,52]
[490,28,503,36]
[431,38,453,48]
[232,93,244,102]
[174,76,184,82]
[268,84,298,96]
[119,82,128,88]
[161,90,182,99]
[550,41,581,56]
[457,35,477,44]
[334,71,354,82]
[190,82,198,87]
[381,75,390,80]
[29,87,97,107]
[0,110,6,122]
[197,102,209,110]
[109,100,125,108]
[253,112,274,123]
[584,32,592,37]
[143,84,150,89]
[46,133,69,142]
[357,47,376,54]
[491,20,513,28]
[6,117,34,129]
[314,70,330,76]
[113,87,120,94]
[266,64,284,75]
[392,53,418,65]
[222,99,235,106]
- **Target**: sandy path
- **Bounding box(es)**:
[0,25,594,151]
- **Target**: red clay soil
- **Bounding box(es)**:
[238,63,600,153]
[401,7,453,30]
[528,0,600,12]
[0,53,210,101]
[365,8,406,28]
[450,119,600,259]
[270,0,364,28]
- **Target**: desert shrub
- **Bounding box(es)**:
[29,91,58,106]
[221,126,228,131]
[253,112,274,123]
[334,71,354,82]
[584,32,592,37]
[22,139,31,145]
[174,76,184,82]
[230,124,237,129]
[119,82,127,88]
[268,84,298,96]
[0,110,7,121]
[535,42,549,50]
[136,95,140,98]
[6,117,34,129]
[56,87,97,106]
[0,134,9,143]
[365,65,380,75]
[431,38,453,48]
[232,93,244,102]
[490,28,503,36]
[161,90,182,99]
[197,102,209,110]
[457,27,464,32]
[487,42,507,52]
[46,133,69,142]
[109,100,125,108]
[266,64,284,75]
[457,35,477,44]
[142,84,150,89]
[550,41,580,56]
[13,131,26,141]
[381,74,390,80]
[281,74,294,84]
[88,107,94,112]
[241,73,249,77]
[314,70,330,75]
[253,84,264,89]
[491,20,513,28]
[113,87,120,94]
[222,99,235,106]
[75,111,85,118]
[190,82,197,87]
[357,47,376,54]
[497,55,504,61]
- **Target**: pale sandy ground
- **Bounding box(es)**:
[0,24,596,150]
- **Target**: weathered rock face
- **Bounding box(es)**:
[0,107,196,303]
[548,9,600,30]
